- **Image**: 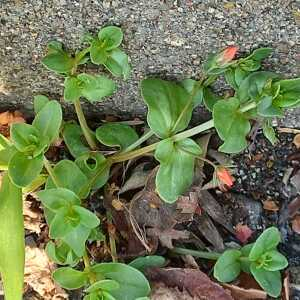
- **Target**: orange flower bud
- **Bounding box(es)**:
[216,46,238,66]
[216,167,234,188]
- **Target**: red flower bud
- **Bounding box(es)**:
[216,46,238,66]
[216,167,234,188]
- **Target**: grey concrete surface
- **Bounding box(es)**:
[0,0,299,125]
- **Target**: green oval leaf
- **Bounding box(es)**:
[250,263,281,297]
[33,95,49,114]
[53,267,88,289]
[86,279,120,293]
[155,138,202,203]
[8,152,44,187]
[98,26,123,51]
[214,249,242,282]
[32,100,62,144]
[263,250,288,271]
[73,205,100,229]
[64,77,82,102]
[249,227,281,261]
[91,263,150,300]
[38,187,81,211]
[213,97,251,153]
[141,78,193,138]
[62,123,90,158]
[77,73,116,102]
[90,39,109,65]
[96,123,139,150]
[45,160,90,199]
[42,52,74,74]
[104,49,131,79]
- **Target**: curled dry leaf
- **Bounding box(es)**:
[263,200,279,212]
[235,223,253,244]
[292,215,300,234]
[24,246,68,299]
[23,199,43,234]
[290,171,300,194]
[146,267,233,300]
[293,134,300,149]
[222,284,267,300]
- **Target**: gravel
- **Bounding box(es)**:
[0,0,300,125]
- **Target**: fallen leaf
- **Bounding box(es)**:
[146,267,233,300]
[151,283,194,300]
[222,284,266,299]
[120,163,151,194]
[196,190,234,233]
[292,215,300,234]
[23,199,43,234]
[24,246,68,299]
[196,212,224,251]
[288,197,300,218]
[147,228,190,249]
[290,171,300,194]
[0,110,25,125]
[177,192,200,215]
[263,200,279,212]
[293,134,300,149]
[235,223,253,244]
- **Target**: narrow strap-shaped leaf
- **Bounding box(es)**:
[0,173,24,300]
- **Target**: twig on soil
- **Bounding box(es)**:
[278,127,300,134]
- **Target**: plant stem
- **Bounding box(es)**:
[239,101,257,113]
[107,213,118,262]
[123,129,154,153]
[172,247,221,260]
[43,157,61,187]
[74,99,98,150]
[83,251,97,284]
[111,119,214,163]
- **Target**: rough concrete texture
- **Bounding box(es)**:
[0,0,300,125]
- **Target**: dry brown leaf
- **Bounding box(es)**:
[151,283,195,300]
[24,246,68,299]
[288,196,300,218]
[196,212,224,251]
[147,228,190,249]
[177,192,200,215]
[235,223,253,244]
[292,215,300,234]
[23,200,43,234]
[283,273,290,300]
[263,200,279,212]
[146,267,233,300]
[222,283,266,299]
[293,134,300,148]
[0,110,25,125]
[278,127,300,134]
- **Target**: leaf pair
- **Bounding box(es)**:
[214,227,288,297]
[8,99,62,187]
[42,41,75,75]
[89,26,131,79]
[53,263,150,300]
[64,73,116,103]
[38,188,99,256]
[141,78,203,203]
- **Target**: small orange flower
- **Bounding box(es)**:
[216,167,234,188]
[216,46,238,66]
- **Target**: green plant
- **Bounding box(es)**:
[173,227,288,297]
[0,25,298,299]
